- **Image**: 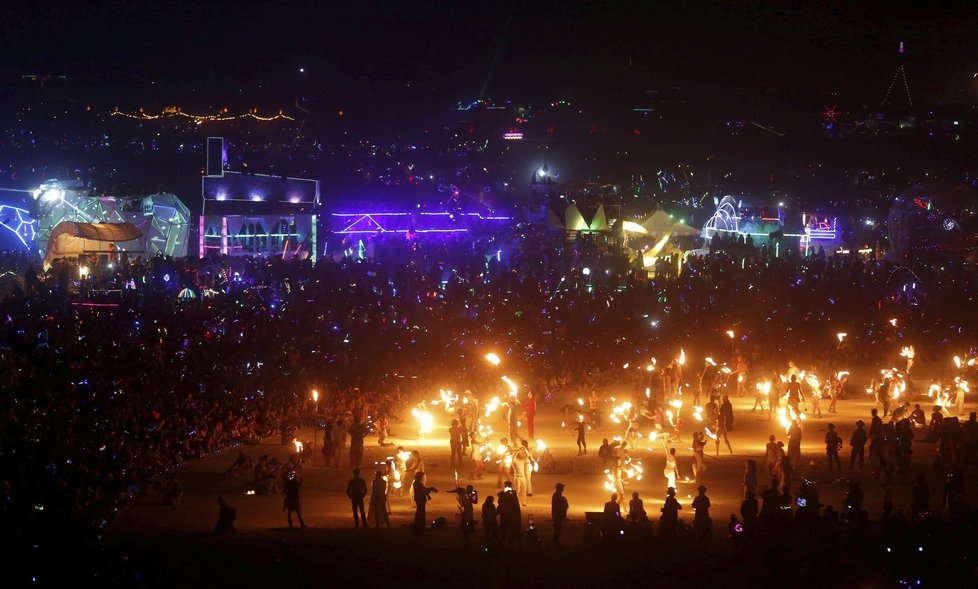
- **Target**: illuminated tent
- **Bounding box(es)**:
[177,288,197,299]
[641,210,675,236]
[670,222,701,237]
[43,221,142,269]
[565,204,608,233]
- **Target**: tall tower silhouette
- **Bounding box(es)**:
[881,41,913,108]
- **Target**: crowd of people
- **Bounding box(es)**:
[2,229,978,585]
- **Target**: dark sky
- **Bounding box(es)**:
[2,1,976,111]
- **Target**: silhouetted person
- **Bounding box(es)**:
[849,420,866,470]
[214,496,236,533]
[346,467,368,527]
[551,483,568,545]
[660,487,682,538]
[412,471,436,534]
[370,470,390,527]
[911,475,929,520]
[283,473,306,528]
[482,495,498,547]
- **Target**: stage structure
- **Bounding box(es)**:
[30,179,190,260]
[200,137,320,260]
[701,196,841,253]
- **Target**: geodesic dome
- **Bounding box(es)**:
[887,184,978,259]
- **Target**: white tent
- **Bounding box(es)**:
[43,221,143,269]
[641,210,675,236]
[670,222,701,237]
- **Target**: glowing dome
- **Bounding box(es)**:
[887,184,978,259]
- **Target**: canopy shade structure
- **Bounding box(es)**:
[43,221,142,269]
[564,204,608,233]
[670,222,701,237]
[641,210,676,236]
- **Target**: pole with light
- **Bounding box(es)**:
[311,389,319,453]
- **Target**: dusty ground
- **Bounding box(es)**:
[100,383,977,588]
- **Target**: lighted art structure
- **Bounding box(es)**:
[42,221,142,269]
[30,179,190,260]
[887,184,978,260]
[200,138,319,260]
[331,210,512,235]
[701,195,841,252]
[0,203,35,250]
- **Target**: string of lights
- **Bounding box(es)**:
[110,107,295,123]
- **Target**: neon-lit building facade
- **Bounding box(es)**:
[200,138,319,260]
[331,211,512,235]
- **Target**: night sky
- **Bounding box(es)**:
[3,1,976,113]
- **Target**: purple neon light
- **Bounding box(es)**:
[331,210,512,235]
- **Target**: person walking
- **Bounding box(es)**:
[283,473,306,529]
[785,375,804,414]
[348,417,366,469]
[512,441,530,506]
[692,485,712,543]
[482,495,499,547]
[825,423,842,475]
[551,483,568,545]
[346,468,368,528]
[664,447,679,491]
[369,470,390,528]
[449,419,464,471]
[524,392,537,439]
[411,472,436,534]
[574,419,588,455]
[715,412,733,456]
[787,420,802,468]
[764,435,779,479]
[692,432,707,484]
[849,420,867,471]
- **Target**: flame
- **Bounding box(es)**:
[536,439,546,452]
[900,346,915,359]
[610,401,633,424]
[312,389,318,402]
[439,389,459,411]
[412,406,433,434]
[484,396,500,418]
[501,376,519,396]
[954,356,962,369]
[726,330,735,339]
[678,349,685,366]
[293,439,303,453]
[485,352,501,365]
[705,357,716,366]
[837,332,847,342]
[889,318,898,327]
